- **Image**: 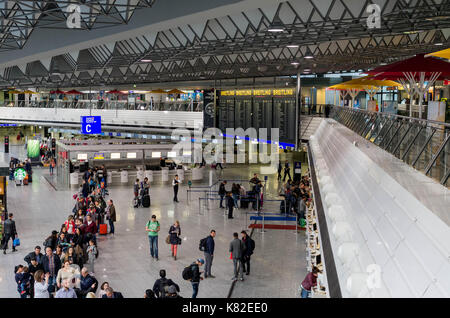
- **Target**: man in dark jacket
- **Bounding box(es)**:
[28,256,43,298]
[79,267,98,298]
[218,181,227,208]
[204,230,216,279]
[24,246,44,265]
[241,231,254,275]
[42,246,62,293]
[3,213,17,254]
[102,287,124,298]
[82,180,90,199]
[226,192,234,219]
[190,259,204,299]
[152,269,180,298]
[229,232,245,281]
[43,231,58,251]
[107,199,116,235]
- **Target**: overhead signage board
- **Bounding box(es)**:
[94,153,105,160]
[81,116,101,134]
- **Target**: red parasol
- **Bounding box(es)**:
[106,89,127,94]
[50,89,66,94]
[65,89,83,95]
[366,54,450,118]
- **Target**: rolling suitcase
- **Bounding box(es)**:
[15,179,22,186]
[99,224,107,235]
[23,178,29,185]
[142,194,151,207]
[240,199,249,209]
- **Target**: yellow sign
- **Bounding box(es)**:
[235,90,252,96]
[253,89,272,96]
[220,90,235,96]
[273,88,295,96]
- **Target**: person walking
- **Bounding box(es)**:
[204,230,215,279]
[169,221,181,260]
[86,239,97,274]
[134,179,140,198]
[172,175,179,202]
[300,267,320,298]
[3,213,18,254]
[283,160,292,182]
[226,192,235,219]
[218,181,227,208]
[152,269,180,298]
[146,215,160,260]
[189,259,204,298]
[229,232,245,281]
[241,231,255,275]
[106,199,116,235]
[278,161,282,181]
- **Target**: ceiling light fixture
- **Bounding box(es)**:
[140,59,152,62]
[434,42,443,46]
[291,62,300,65]
[268,11,285,32]
[287,44,299,48]
[304,47,314,59]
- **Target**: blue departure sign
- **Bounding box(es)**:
[81,116,101,134]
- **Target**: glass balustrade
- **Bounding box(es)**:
[330,106,450,187]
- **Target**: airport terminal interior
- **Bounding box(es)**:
[0,0,449,300]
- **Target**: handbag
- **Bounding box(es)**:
[13,238,20,247]
[177,237,182,245]
[165,235,170,244]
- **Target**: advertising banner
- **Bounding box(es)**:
[27,140,40,158]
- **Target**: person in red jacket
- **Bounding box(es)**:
[300,267,319,298]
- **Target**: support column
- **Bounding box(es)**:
[295,73,301,150]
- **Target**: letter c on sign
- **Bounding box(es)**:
[86,124,91,133]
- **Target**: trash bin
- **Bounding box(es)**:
[192,167,202,181]
[137,170,145,181]
[145,170,153,183]
[70,172,79,186]
[161,167,169,182]
[176,168,184,181]
[121,170,129,184]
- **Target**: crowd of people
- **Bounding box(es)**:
[12,167,120,298]
[4,157,319,298]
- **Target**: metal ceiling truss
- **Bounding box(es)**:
[0,0,157,51]
[3,0,450,88]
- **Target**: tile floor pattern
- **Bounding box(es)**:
[0,150,307,298]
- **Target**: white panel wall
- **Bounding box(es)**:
[309,119,450,298]
[0,107,203,130]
